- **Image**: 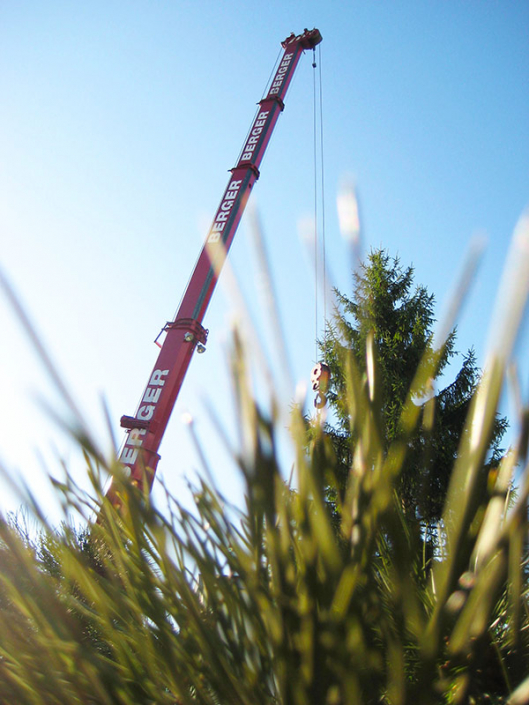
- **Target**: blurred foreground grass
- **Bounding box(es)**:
[0,209,528,704]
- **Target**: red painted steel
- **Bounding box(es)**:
[106,28,322,505]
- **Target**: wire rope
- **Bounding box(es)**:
[312,45,327,361]
[318,45,327,331]
[261,46,283,100]
[313,49,319,363]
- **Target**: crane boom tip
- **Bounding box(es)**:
[282,28,322,50]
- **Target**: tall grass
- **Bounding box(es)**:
[0,208,528,704]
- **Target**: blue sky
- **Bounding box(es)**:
[1,1,528,520]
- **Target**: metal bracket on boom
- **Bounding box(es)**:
[260,96,285,112]
[120,415,150,431]
[168,318,209,351]
[233,163,260,180]
[155,318,209,351]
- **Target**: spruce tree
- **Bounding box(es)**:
[318,249,507,536]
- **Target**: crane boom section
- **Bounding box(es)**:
[108,28,322,503]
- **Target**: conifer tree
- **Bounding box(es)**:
[318,249,508,536]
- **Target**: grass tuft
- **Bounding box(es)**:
[0,210,528,704]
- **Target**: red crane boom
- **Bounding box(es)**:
[107,28,322,505]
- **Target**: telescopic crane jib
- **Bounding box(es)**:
[106,28,323,507]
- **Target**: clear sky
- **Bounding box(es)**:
[1,1,528,521]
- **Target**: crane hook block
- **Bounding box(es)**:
[311,362,330,393]
[311,362,330,409]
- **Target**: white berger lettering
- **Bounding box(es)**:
[207,179,243,244]
[240,110,270,162]
[120,368,169,470]
[269,53,294,95]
